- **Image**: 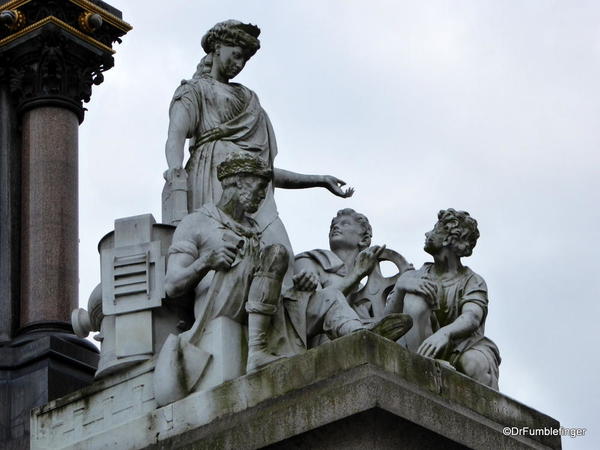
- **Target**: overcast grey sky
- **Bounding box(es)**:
[78,2,599,448]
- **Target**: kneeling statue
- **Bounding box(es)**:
[385,209,501,389]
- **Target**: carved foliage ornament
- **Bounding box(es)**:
[2,27,111,120]
[0,0,130,120]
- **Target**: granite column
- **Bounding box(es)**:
[20,106,79,332]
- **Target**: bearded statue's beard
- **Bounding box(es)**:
[238,191,258,213]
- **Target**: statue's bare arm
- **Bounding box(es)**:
[442,303,483,339]
[166,242,239,298]
[293,246,384,298]
[417,303,484,358]
[291,257,321,292]
[293,256,362,295]
[165,217,239,298]
[385,270,433,314]
[163,98,353,199]
[273,168,354,198]
[327,274,360,297]
[330,245,386,297]
[165,252,211,298]
[164,101,192,179]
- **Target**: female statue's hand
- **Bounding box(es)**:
[163,167,187,182]
[321,175,355,198]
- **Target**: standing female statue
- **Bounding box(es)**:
[164,20,353,254]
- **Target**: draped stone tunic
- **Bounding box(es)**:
[171,76,291,256]
[168,203,262,327]
[416,263,500,387]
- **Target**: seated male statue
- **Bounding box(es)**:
[159,152,412,405]
[295,209,381,301]
[385,209,501,389]
[293,209,396,345]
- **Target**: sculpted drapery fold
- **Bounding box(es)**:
[171,78,279,229]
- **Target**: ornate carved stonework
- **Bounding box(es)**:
[0,0,131,121]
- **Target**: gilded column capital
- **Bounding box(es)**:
[0,0,131,122]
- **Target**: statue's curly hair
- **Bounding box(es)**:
[203,20,260,55]
[192,20,261,79]
[331,208,373,249]
[436,208,480,257]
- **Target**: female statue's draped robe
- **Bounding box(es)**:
[170,76,293,258]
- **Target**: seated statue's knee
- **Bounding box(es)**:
[457,350,492,386]
[316,287,345,304]
[403,294,429,317]
[260,244,289,278]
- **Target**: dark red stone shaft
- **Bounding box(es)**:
[20,107,79,327]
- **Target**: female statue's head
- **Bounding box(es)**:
[424,208,480,257]
[193,20,261,79]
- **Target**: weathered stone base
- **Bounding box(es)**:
[0,331,98,449]
[31,331,561,449]
[265,408,467,449]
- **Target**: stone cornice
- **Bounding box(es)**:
[0,0,131,32]
[0,0,131,51]
[0,15,115,53]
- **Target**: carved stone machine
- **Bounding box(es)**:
[71,214,192,378]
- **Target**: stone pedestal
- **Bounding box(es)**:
[195,316,247,392]
[0,334,99,450]
[31,331,561,449]
[162,171,188,225]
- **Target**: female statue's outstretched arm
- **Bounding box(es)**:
[273,168,354,198]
